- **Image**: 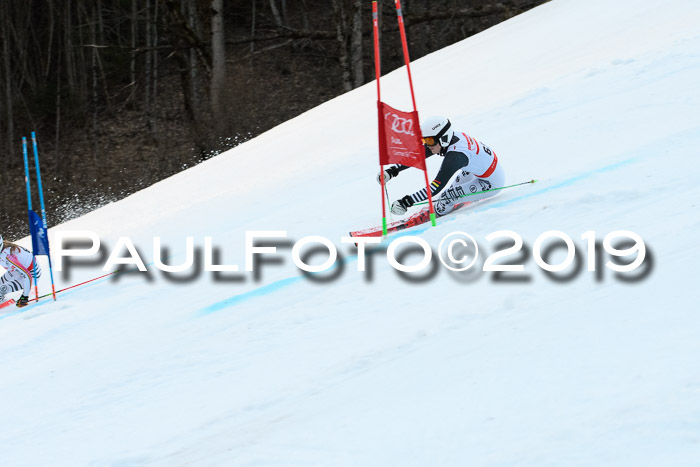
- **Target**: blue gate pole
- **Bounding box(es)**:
[22,137,40,300]
[31,132,57,301]
[22,137,33,212]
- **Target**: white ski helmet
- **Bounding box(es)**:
[420,116,454,148]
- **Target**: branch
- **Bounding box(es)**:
[227,29,336,45]
[225,1,544,45]
[401,1,544,26]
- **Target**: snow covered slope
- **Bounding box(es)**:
[2,0,700,465]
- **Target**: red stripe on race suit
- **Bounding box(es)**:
[461,132,476,152]
[475,153,498,178]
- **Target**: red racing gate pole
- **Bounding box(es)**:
[394,0,436,226]
[372,1,389,235]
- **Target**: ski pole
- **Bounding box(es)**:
[413,179,538,206]
[27,270,119,303]
[384,184,393,220]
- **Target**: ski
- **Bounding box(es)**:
[349,201,472,239]
[350,208,431,238]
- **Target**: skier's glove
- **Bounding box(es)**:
[16,295,29,308]
[376,170,391,184]
[376,166,400,184]
[391,195,414,215]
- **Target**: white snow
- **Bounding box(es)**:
[2,0,700,465]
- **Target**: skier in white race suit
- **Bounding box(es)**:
[0,235,42,308]
[378,116,505,217]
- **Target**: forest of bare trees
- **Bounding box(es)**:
[0,0,546,239]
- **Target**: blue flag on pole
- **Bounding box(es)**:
[28,210,50,256]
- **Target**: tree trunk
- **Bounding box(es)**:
[55,54,62,158]
[77,1,89,105]
[2,2,14,158]
[250,0,257,54]
[350,0,364,88]
[211,0,225,118]
[64,0,76,95]
[163,0,207,156]
[332,0,352,92]
[152,0,160,138]
[45,0,55,82]
[299,0,310,30]
[269,0,284,28]
[188,0,199,114]
[97,0,105,44]
[130,0,137,98]
[280,0,288,27]
[90,2,99,160]
[146,0,152,122]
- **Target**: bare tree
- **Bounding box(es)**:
[131,0,138,97]
[332,0,352,92]
[333,0,364,92]
[64,0,76,95]
[350,0,364,88]
[2,0,14,157]
[269,0,284,28]
[152,0,160,137]
[211,0,226,117]
[90,1,100,159]
[250,0,257,54]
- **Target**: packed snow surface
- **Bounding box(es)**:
[1,0,699,465]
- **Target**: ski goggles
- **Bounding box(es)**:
[422,136,439,146]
